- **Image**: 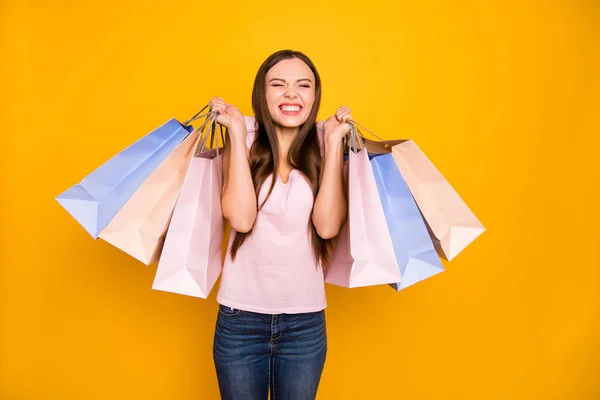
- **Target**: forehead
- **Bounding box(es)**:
[266,58,315,81]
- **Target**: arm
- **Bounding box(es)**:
[312,106,353,239]
[312,133,347,239]
[210,97,257,233]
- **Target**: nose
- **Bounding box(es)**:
[284,87,298,99]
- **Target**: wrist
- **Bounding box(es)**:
[324,134,344,155]
[228,122,246,138]
[325,127,345,143]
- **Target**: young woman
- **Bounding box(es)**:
[209,49,352,400]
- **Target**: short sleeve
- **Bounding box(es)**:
[244,115,258,150]
[316,120,325,157]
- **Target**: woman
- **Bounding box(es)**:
[209,49,352,400]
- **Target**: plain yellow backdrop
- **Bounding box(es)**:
[2,0,599,399]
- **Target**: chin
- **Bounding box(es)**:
[278,120,304,128]
[274,114,309,128]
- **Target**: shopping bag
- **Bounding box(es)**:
[325,124,403,288]
[152,114,225,298]
[389,140,485,260]
[55,106,210,238]
[345,121,485,261]
[371,153,444,290]
[97,118,212,265]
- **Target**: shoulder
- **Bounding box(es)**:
[244,115,258,133]
[243,115,258,149]
[316,120,325,157]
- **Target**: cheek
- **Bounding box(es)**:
[302,92,316,112]
[265,93,281,120]
[266,92,277,109]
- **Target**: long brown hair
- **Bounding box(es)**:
[229,49,330,267]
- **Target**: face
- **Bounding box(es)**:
[265,58,316,128]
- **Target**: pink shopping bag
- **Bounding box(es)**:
[354,129,486,262]
[325,126,403,288]
[152,116,225,298]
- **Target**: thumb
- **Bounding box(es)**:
[215,112,229,126]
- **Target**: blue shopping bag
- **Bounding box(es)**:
[371,153,444,290]
[55,110,207,239]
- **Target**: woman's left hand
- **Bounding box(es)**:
[323,105,353,146]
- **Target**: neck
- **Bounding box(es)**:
[275,125,299,149]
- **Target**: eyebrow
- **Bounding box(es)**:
[268,78,313,84]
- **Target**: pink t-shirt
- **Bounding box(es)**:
[215,117,328,314]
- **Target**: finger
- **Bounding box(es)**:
[210,97,225,107]
[336,110,347,122]
[342,107,351,115]
[209,97,223,107]
[211,101,227,114]
[337,105,350,115]
[336,106,351,122]
[343,121,351,134]
[215,113,228,126]
[338,111,352,123]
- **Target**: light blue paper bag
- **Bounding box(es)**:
[56,109,208,239]
[371,153,444,290]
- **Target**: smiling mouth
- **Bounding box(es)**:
[279,105,302,116]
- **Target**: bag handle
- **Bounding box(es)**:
[349,119,385,142]
[348,123,363,153]
[345,119,394,155]
[209,123,226,151]
[194,112,226,161]
[182,104,212,126]
[194,112,217,156]
[344,121,366,154]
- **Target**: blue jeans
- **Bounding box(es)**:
[213,304,327,400]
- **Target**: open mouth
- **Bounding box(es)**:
[279,104,303,115]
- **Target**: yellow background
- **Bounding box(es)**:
[2,0,599,398]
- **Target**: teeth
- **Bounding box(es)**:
[281,106,301,112]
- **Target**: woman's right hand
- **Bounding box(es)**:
[209,96,245,133]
